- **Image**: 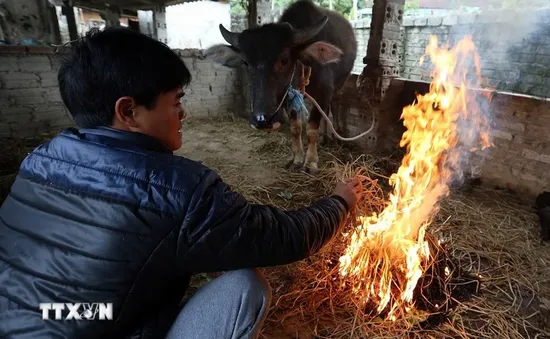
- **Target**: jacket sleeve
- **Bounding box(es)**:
[176,169,349,273]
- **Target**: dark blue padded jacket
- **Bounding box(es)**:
[0,126,348,339]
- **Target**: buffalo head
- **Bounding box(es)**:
[201,17,343,130]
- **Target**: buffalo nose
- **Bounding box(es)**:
[250,114,271,130]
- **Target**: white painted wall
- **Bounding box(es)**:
[166,1,231,49]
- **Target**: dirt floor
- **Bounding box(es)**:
[177,115,279,188]
[1,115,549,338]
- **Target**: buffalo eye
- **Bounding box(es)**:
[275,54,290,72]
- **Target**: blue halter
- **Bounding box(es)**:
[287,86,309,121]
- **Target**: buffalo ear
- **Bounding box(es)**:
[200,44,243,68]
[299,41,343,64]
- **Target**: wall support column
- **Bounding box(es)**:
[152,5,167,44]
[359,0,405,102]
[356,0,405,150]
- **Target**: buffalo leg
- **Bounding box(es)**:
[305,120,320,174]
[286,113,304,171]
[304,96,329,174]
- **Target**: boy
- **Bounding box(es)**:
[0,27,361,339]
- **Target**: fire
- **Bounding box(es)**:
[338,35,492,320]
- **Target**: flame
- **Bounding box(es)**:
[338,35,492,320]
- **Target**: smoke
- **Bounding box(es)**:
[451,7,549,93]
[415,5,550,189]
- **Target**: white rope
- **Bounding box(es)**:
[274,65,295,114]
[302,91,376,142]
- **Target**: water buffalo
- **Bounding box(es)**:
[202,0,357,173]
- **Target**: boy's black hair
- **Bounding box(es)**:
[58,27,192,128]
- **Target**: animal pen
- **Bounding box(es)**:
[1,2,550,339]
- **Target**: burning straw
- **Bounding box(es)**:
[336,35,492,323]
[256,157,479,338]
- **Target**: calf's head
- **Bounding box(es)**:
[202,17,343,130]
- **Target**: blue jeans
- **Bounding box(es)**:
[165,269,272,339]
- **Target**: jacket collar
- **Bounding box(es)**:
[69,126,174,154]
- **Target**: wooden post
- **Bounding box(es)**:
[247,0,257,28]
[61,0,78,41]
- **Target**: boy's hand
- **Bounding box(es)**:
[332,177,362,210]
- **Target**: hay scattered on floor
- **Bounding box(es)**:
[189,117,550,339]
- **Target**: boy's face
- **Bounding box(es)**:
[136,88,186,151]
[113,87,186,151]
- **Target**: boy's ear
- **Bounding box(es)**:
[200,44,243,68]
[299,41,343,64]
[114,97,140,129]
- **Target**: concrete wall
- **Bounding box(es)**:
[352,7,550,99]
[0,46,244,138]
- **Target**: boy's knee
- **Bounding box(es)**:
[223,269,272,307]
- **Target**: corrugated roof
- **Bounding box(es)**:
[73,0,212,10]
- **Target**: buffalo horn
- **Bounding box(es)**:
[219,24,240,48]
[292,16,328,45]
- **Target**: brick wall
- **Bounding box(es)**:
[0,46,72,138]
[478,91,550,196]
[335,75,550,198]
[400,9,550,99]
[351,7,550,99]
[175,49,245,119]
[0,46,244,138]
